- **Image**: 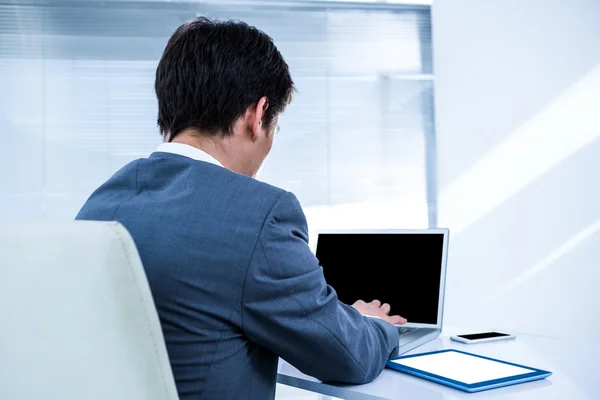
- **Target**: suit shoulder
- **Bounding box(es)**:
[212,166,287,200]
[184,163,291,215]
[245,175,287,198]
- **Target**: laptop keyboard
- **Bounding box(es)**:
[398,327,417,337]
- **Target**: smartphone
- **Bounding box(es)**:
[450,331,515,344]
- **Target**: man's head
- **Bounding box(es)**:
[155,17,295,177]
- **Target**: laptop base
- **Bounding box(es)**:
[397,328,440,355]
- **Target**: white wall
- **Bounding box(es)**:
[432,0,600,340]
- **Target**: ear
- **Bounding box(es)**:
[248,96,269,140]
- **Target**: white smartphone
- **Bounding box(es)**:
[450,331,516,344]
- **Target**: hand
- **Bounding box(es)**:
[352,299,407,325]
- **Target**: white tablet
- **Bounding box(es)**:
[386,349,552,392]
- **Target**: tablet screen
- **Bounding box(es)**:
[390,351,535,384]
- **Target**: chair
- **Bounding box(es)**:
[0,221,179,399]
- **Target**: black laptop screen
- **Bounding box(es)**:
[315,232,445,325]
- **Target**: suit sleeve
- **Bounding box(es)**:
[241,192,399,384]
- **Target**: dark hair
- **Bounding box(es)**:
[155,17,295,140]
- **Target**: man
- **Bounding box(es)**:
[76,17,406,400]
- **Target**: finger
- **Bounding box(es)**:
[370,299,381,307]
[380,303,391,315]
[387,315,407,325]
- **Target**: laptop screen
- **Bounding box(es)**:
[315,232,445,325]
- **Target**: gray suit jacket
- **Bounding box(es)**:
[76,151,399,400]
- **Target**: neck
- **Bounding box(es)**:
[167,130,253,176]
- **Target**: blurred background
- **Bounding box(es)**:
[1,0,600,396]
[0,0,435,235]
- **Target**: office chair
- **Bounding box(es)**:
[0,221,179,399]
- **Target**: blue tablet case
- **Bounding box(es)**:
[386,349,552,393]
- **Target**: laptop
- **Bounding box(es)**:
[314,228,450,354]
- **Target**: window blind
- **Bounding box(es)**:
[0,0,435,227]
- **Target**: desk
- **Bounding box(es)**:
[277,326,600,399]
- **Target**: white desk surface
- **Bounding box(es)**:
[277,326,600,400]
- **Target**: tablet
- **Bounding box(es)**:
[386,349,552,393]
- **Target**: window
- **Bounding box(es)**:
[0,0,436,235]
